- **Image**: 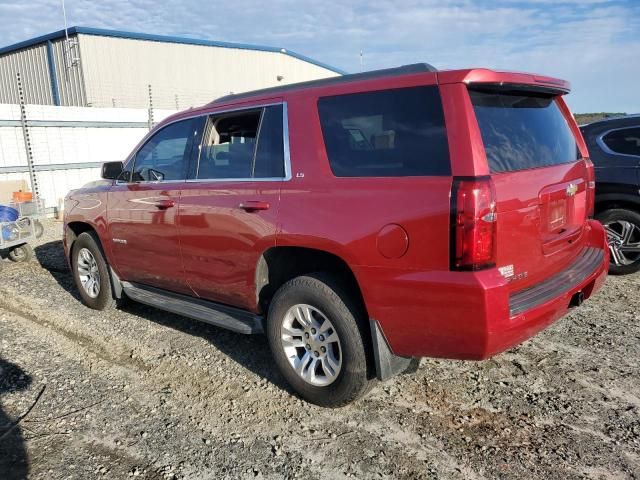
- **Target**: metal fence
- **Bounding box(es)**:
[0,73,185,214]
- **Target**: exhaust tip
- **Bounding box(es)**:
[569,291,585,308]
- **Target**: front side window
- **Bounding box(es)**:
[131,117,202,182]
[195,105,286,180]
[317,86,451,177]
[602,127,640,157]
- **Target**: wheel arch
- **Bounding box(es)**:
[255,246,367,317]
[66,221,123,299]
[66,220,97,245]
[256,245,412,381]
[594,193,640,216]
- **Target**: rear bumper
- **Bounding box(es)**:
[356,219,609,360]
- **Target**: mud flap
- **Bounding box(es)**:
[110,266,123,299]
[370,319,414,381]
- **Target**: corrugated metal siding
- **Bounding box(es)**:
[51,37,87,106]
[77,34,338,109]
[0,43,53,105]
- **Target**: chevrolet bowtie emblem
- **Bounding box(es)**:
[566,183,578,197]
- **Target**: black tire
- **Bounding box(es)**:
[71,232,117,310]
[8,244,33,263]
[267,273,373,407]
[596,208,640,275]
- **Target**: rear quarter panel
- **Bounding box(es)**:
[276,79,456,341]
[276,79,452,273]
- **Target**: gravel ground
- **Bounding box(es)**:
[0,219,639,480]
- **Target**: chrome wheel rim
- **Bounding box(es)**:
[280,304,342,387]
[604,220,640,266]
[77,248,101,298]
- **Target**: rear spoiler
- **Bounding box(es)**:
[437,69,571,95]
[466,82,570,96]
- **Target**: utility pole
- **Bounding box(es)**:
[61,0,80,77]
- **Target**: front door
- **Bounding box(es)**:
[178,103,287,310]
[108,116,204,294]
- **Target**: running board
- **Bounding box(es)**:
[121,282,264,335]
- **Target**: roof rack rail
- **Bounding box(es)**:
[211,62,438,105]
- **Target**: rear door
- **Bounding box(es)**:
[468,87,588,291]
[177,103,287,311]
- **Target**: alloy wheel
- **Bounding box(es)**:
[77,248,101,298]
[604,220,640,266]
[280,304,342,387]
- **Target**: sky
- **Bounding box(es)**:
[0,0,638,113]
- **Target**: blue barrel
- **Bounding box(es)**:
[0,205,19,223]
[2,225,18,241]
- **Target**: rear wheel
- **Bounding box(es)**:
[266,273,372,407]
[71,232,116,310]
[597,208,640,275]
[8,244,33,263]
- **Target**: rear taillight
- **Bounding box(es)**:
[450,177,497,271]
[584,157,595,218]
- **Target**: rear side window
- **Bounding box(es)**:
[254,105,285,178]
[602,127,640,157]
[198,110,260,179]
[195,105,286,180]
[470,89,579,173]
[318,86,450,177]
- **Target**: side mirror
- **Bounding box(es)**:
[101,161,124,180]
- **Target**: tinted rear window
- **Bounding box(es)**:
[318,86,450,177]
[470,89,579,173]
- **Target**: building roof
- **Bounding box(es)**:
[0,26,347,75]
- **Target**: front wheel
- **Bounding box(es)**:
[597,208,640,275]
[71,232,116,310]
[267,273,373,407]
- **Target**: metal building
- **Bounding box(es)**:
[0,27,344,109]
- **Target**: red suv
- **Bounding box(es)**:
[64,64,609,407]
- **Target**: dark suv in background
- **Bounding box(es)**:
[581,116,640,274]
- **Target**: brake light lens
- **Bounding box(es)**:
[450,177,497,271]
[584,157,595,218]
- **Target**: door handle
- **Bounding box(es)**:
[238,201,270,212]
[153,199,175,209]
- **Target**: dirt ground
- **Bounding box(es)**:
[0,219,638,480]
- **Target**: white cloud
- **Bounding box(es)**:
[0,0,637,112]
